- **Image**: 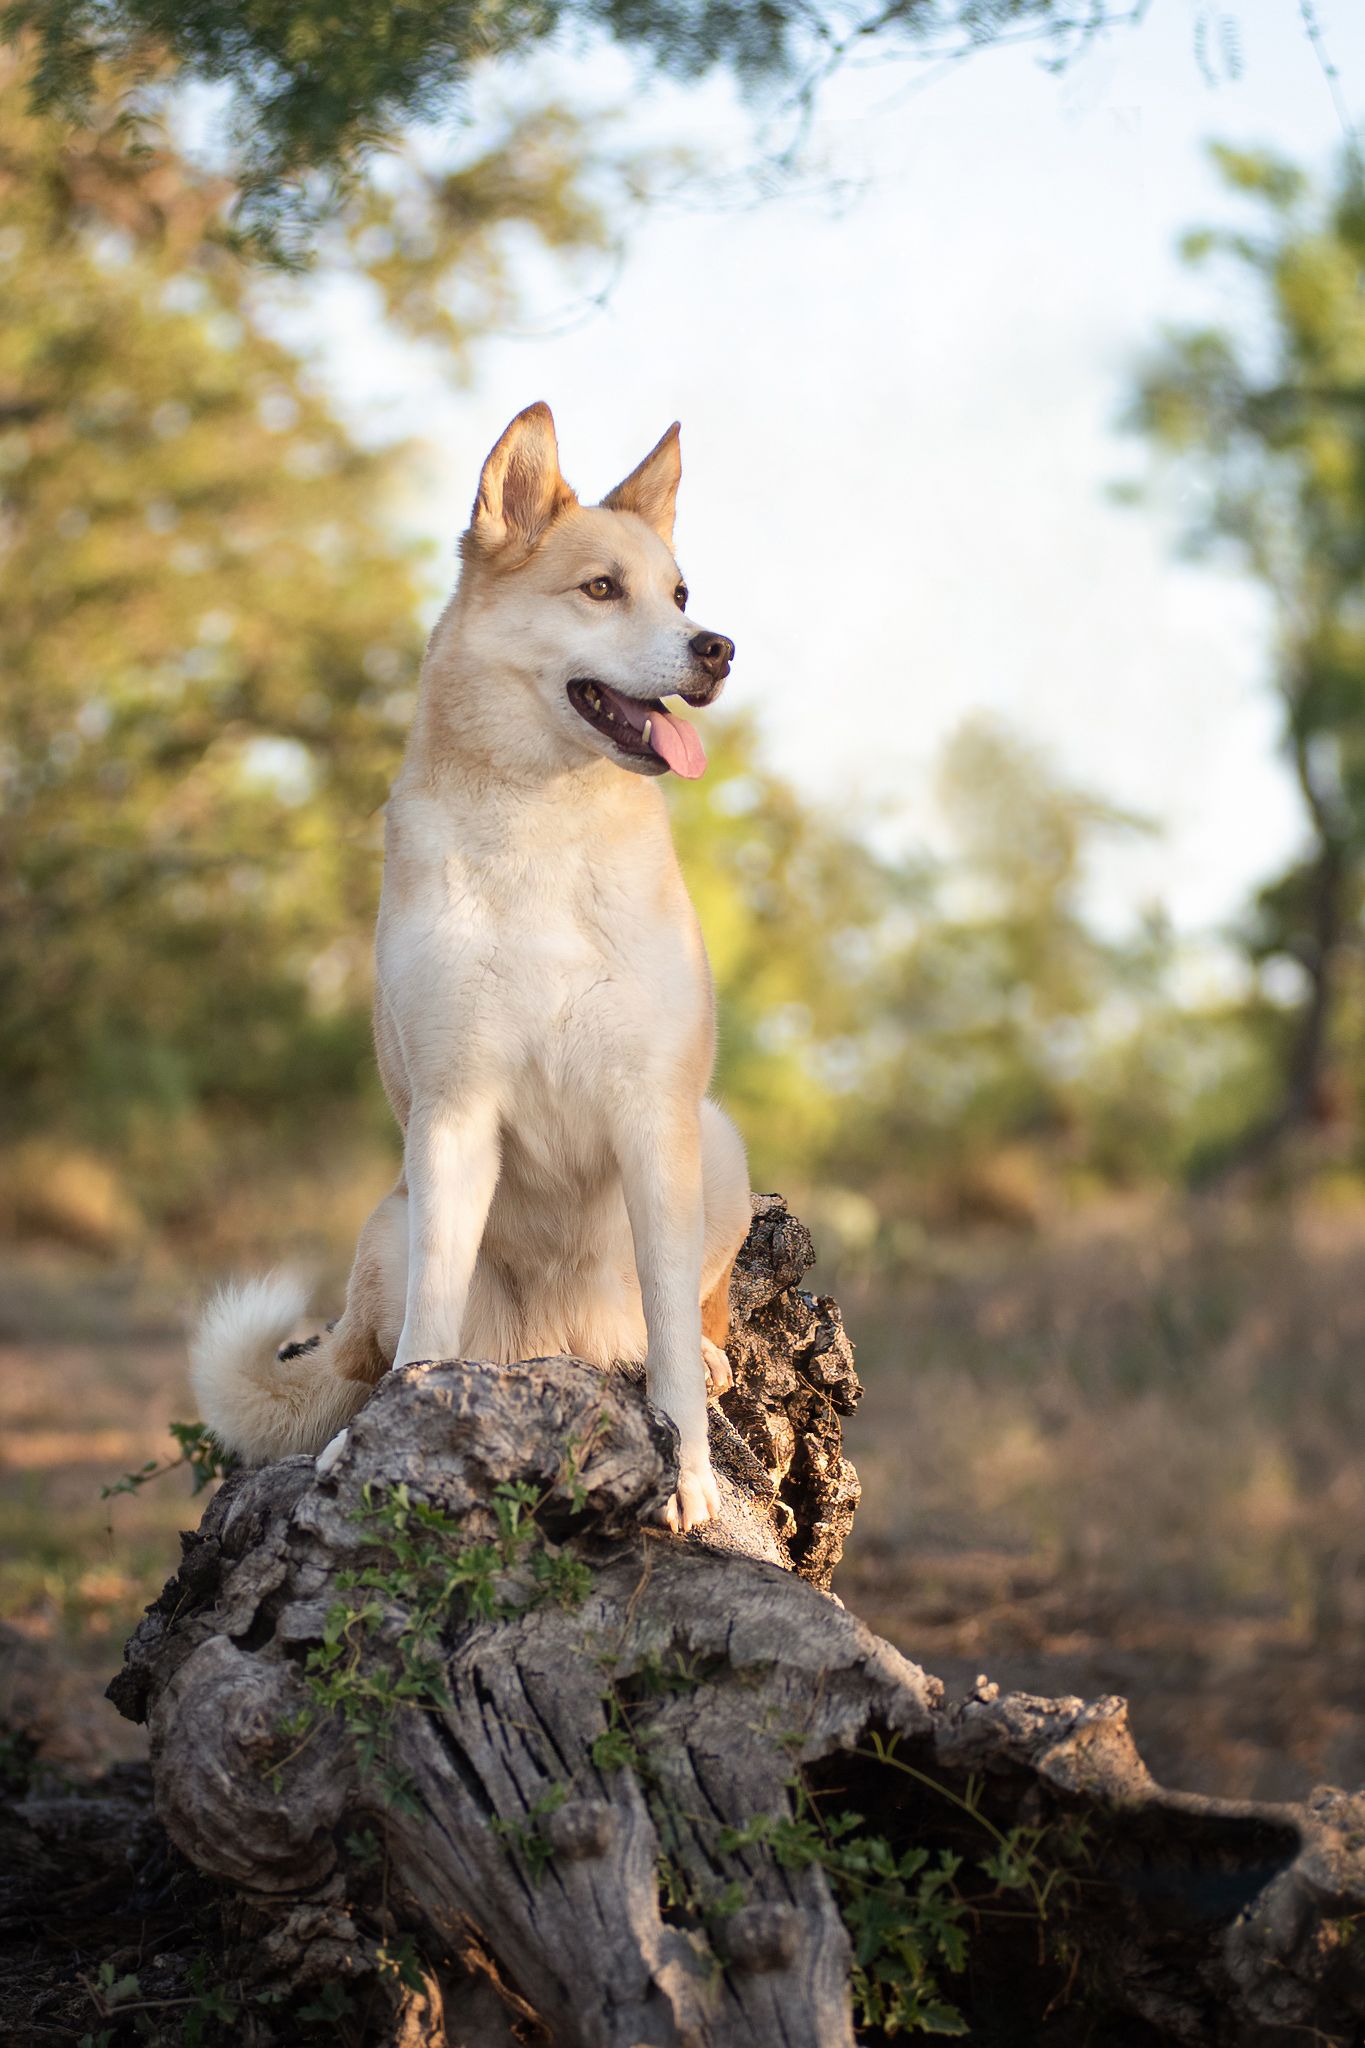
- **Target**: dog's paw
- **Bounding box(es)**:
[701,1336,733,1400]
[662,1455,722,1534]
[315,1426,350,1475]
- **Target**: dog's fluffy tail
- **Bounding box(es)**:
[190,1273,368,1465]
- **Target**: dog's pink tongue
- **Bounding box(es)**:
[649,706,706,779]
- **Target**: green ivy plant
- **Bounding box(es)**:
[585,1674,1093,2038]
[268,1423,604,1810]
[102,1420,234,1502]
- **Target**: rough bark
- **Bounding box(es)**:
[106,1200,1365,2047]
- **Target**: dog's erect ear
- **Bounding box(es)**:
[466,402,576,557]
[601,422,682,545]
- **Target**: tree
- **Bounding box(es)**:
[104,1240,1365,2046]
[4,0,1148,247]
[1129,148,1365,1177]
[686,714,1172,1234]
[0,46,614,1214]
[0,35,1236,1250]
[669,713,910,1191]
[0,35,931,1239]
[820,717,1157,1224]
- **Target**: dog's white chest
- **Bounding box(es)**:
[378,799,703,1105]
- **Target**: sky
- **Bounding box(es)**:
[273,0,1364,955]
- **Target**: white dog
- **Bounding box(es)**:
[192,403,751,1531]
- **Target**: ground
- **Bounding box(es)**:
[837,1196,1365,1803]
[2,1193,1361,1805]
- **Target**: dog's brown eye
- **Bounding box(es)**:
[674,584,688,612]
[581,576,618,601]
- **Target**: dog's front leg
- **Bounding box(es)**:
[394,1099,500,1368]
[617,1106,719,1533]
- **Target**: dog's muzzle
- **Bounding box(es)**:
[686,632,735,697]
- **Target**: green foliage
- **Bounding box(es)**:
[490,1781,571,1881]
[0,48,618,1222]
[588,1712,639,1774]
[0,53,417,1155]
[3,1,1127,247]
[273,1439,602,1806]
[579,1673,1092,2037]
[102,1419,233,1500]
[669,711,912,1184]
[847,720,1156,1202]
[1130,146,1365,1169]
[672,709,1180,1221]
[77,1938,382,2042]
[179,1959,239,2045]
[722,1795,972,2034]
[295,1981,356,2024]
[78,1956,243,2044]
[722,1745,1092,2034]
[373,1933,427,1991]
[4,39,1327,1257]
[85,1960,142,2013]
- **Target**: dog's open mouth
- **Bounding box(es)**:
[567,680,707,779]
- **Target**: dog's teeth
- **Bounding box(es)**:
[642,718,652,747]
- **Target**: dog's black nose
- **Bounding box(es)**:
[689,631,734,681]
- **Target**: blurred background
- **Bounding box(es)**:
[3,0,1365,1807]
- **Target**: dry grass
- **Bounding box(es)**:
[835,1193,1365,1801]
[0,1252,201,1766]
[2,1194,1363,1801]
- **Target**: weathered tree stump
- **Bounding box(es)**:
[108,1201,1365,2047]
